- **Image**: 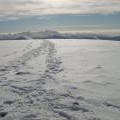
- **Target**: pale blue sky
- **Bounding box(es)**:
[0,0,120,34]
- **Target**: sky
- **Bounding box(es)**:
[0,0,120,34]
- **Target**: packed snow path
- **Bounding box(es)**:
[0,39,120,120]
[0,39,65,120]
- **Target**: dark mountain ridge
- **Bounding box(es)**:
[0,30,120,41]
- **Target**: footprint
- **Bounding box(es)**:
[72,102,79,105]
[76,96,85,101]
[69,105,89,112]
[58,111,78,120]
[0,69,7,72]
[88,118,101,120]
[22,114,37,120]
[3,100,14,105]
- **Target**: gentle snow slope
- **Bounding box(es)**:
[0,39,120,120]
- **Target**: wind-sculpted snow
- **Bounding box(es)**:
[0,39,120,120]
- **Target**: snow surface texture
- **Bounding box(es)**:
[0,39,120,120]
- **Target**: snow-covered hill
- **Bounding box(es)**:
[0,39,120,120]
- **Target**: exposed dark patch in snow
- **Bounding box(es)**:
[0,112,8,118]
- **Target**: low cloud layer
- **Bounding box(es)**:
[0,0,120,20]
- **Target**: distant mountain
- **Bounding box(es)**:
[0,34,28,40]
[0,30,120,41]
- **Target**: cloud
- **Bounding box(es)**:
[0,0,120,20]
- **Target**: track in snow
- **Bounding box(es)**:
[0,39,67,120]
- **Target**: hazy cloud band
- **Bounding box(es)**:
[0,0,120,20]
